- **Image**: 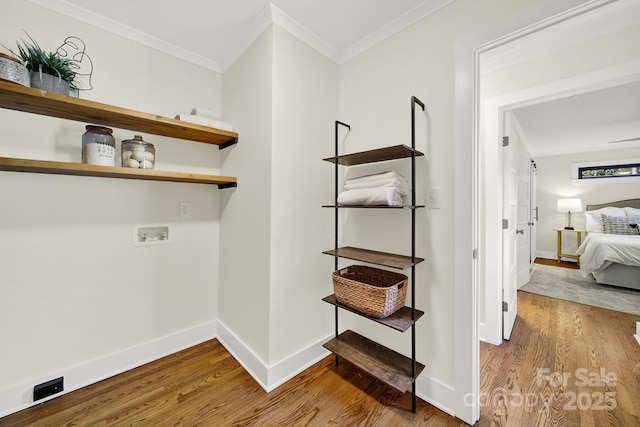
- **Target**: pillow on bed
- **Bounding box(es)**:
[625,207,640,217]
[602,214,640,235]
[585,207,626,233]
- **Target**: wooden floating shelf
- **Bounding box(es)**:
[0,81,238,148]
[322,205,425,209]
[322,295,423,332]
[323,246,424,270]
[323,144,424,166]
[323,330,425,393]
[0,157,237,188]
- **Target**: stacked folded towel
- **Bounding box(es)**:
[337,171,409,207]
[175,107,233,132]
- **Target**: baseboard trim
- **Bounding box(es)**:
[536,250,556,260]
[265,334,333,392]
[0,321,218,419]
[217,325,457,416]
[416,374,456,417]
[1,323,457,421]
[215,321,333,392]
[215,320,270,390]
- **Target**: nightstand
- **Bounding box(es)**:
[555,228,586,264]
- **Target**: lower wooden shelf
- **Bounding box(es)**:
[323,330,425,393]
[0,156,237,188]
[322,294,423,332]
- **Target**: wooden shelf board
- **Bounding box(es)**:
[323,145,424,166]
[0,157,237,187]
[322,205,425,209]
[0,81,238,147]
[323,246,424,270]
[322,294,423,332]
[323,330,425,393]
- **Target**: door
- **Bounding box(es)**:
[529,162,537,269]
[502,112,518,340]
[516,149,531,289]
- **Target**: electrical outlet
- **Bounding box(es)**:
[34,377,63,401]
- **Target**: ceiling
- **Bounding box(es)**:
[511,80,640,158]
[488,0,640,159]
[28,0,452,71]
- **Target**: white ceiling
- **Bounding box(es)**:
[511,80,640,158]
[28,0,453,71]
[486,0,640,158]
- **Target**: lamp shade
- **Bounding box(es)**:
[557,198,583,213]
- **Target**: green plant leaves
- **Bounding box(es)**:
[6,31,77,86]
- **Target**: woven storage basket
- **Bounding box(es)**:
[332,265,408,318]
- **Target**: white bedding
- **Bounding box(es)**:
[576,233,640,277]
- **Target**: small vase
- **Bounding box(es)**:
[30,71,70,96]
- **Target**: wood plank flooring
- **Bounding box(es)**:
[1,291,638,426]
[481,291,640,426]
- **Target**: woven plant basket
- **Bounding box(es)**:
[332,265,408,318]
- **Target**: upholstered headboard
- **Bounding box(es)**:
[586,198,640,211]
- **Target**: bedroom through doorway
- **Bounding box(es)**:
[478,0,640,344]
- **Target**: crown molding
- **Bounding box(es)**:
[480,0,640,75]
[26,0,457,73]
[270,4,341,63]
[217,3,275,72]
[26,0,222,72]
[339,0,455,63]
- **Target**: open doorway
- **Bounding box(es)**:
[477,0,640,346]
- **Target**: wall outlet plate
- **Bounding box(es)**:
[133,224,171,247]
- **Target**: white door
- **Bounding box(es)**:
[502,113,518,340]
[529,162,537,269]
[516,149,531,289]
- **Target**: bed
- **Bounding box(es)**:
[576,198,640,290]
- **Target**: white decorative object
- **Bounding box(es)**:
[0,53,29,87]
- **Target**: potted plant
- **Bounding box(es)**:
[7,33,77,96]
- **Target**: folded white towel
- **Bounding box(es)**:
[190,108,222,120]
[175,114,233,132]
[344,171,410,197]
[337,187,403,207]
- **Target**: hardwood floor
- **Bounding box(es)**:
[533,257,580,269]
[480,291,640,426]
[2,292,638,426]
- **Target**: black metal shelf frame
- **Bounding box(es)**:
[326,96,425,413]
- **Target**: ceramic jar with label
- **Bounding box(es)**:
[82,125,116,166]
[121,135,155,169]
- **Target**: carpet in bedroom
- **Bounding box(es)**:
[520,263,640,316]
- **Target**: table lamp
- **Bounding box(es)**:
[557,198,582,230]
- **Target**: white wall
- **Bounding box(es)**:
[269,26,338,364]
[0,0,222,409]
[219,28,274,364]
[337,0,546,394]
[219,24,340,384]
[536,146,640,257]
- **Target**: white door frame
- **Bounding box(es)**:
[453,0,618,423]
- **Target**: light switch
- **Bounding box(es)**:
[426,187,440,209]
[180,202,191,218]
